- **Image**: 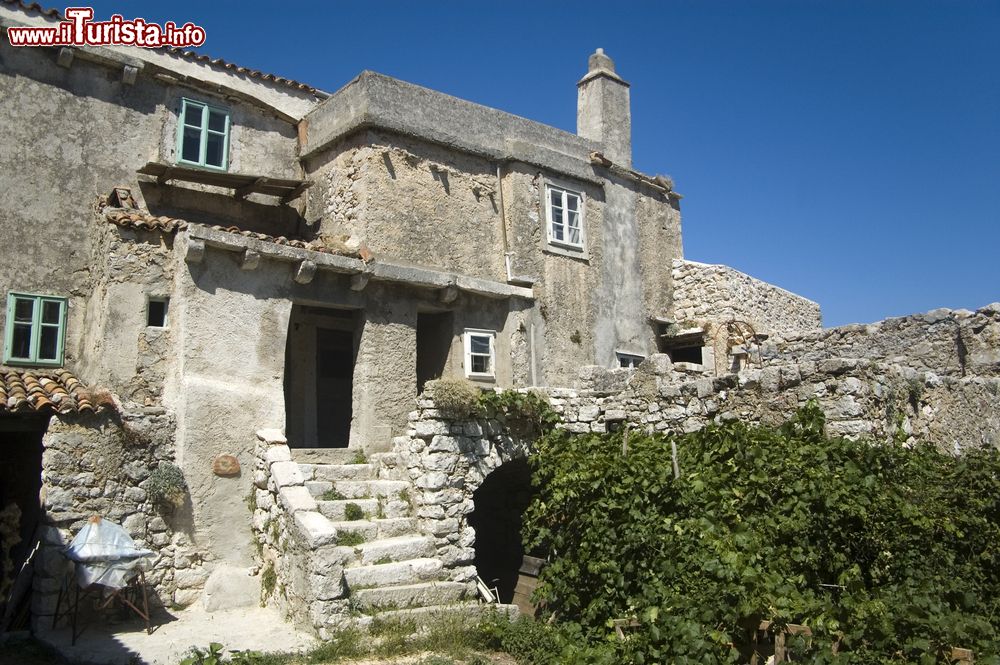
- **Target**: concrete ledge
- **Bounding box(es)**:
[301,71,603,184]
[184,227,534,301]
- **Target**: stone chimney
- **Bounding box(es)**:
[577,48,632,167]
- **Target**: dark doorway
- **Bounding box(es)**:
[416,311,453,395]
[467,459,535,604]
[0,415,48,623]
[285,305,357,448]
[316,328,354,447]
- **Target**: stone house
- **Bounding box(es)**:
[0,2,828,633]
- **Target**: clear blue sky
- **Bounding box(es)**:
[85,0,1000,326]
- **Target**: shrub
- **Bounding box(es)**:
[343,502,365,521]
[524,403,1000,663]
[337,530,366,546]
[426,377,482,418]
[147,461,187,507]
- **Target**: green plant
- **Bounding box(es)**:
[179,643,224,665]
[320,488,347,501]
[147,461,187,507]
[426,377,482,418]
[337,530,366,546]
[349,450,368,464]
[397,488,411,504]
[343,502,365,521]
[522,403,1000,663]
[374,555,392,565]
[260,561,276,604]
[478,389,559,436]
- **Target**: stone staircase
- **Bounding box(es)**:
[297,455,477,623]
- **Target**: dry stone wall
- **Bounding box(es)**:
[760,303,1000,379]
[33,406,208,621]
[671,259,822,334]
[251,429,351,638]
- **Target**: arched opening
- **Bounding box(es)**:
[467,458,535,604]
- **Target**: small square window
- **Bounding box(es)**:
[176,98,230,171]
[546,185,584,249]
[617,352,644,369]
[147,298,169,328]
[464,329,496,379]
[4,293,67,367]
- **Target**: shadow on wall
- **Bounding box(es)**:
[466,458,535,604]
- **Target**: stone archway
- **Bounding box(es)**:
[466,458,534,603]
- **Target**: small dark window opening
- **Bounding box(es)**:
[147,298,168,327]
[669,345,703,364]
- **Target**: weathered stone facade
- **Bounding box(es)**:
[1,1,995,641]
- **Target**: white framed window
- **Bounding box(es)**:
[545,184,584,249]
[463,329,496,379]
[176,98,231,171]
[3,293,67,367]
[617,352,644,369]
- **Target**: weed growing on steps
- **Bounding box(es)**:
[343,502,365,521]
[320,488,347,501]
[337,530,366,546]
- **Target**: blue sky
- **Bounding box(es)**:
[85,1,1000,326]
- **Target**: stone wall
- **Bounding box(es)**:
[251,429,349,638]
[670,259,822,335]
[386,350,999,591]
[32,405,209,623]
[390,401,535,589]
[760,303,1000,379]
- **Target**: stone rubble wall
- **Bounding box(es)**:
[251,429,350,639]
[759,303,1000,379]
[670,259,822,336]
[33,406,209,622]
[388,354,999,591]
[388,403,534,590]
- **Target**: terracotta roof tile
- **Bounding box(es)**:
[104,208,363,259]
[0,367,114,414]
[1,1,324,96]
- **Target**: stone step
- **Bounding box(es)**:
[353,602,519,631]
[354,535,435,565]
[343,557,443,589]
[290,448,360,464]
[316,498,411,521]
[300,463,377,482]
[326,518,419,541]
[306,480,412,499]
[351,581,468,612]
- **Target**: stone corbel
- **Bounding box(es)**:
[240,249,261,271]
[439,283,459,304]
[350,270,371,291]
[294,259,317,284]
[57,48,74,68]
[184,237,205,264]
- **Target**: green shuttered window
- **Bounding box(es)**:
[176,98,230,170]
[4,293,67,367]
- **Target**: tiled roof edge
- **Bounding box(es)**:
[1,0,326,96]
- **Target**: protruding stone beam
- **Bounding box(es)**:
[294,259,317,284]
[122,65,139,86]
[57,48,74,68]
[240,248,261,271]
[439,283,459,304]
[350,270,371,291]
[184,237,205,264]
[235,177,269,200]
